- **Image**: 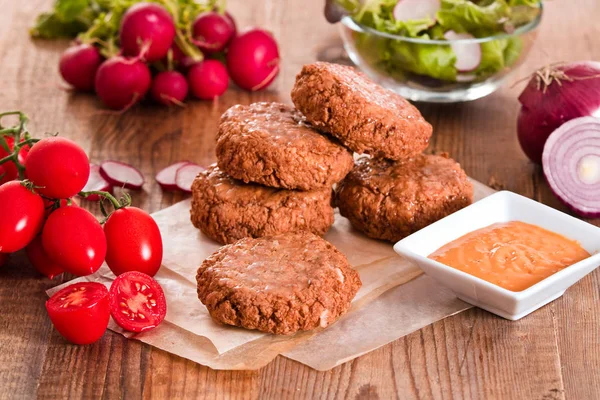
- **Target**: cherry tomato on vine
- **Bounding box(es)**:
[0,136,31,184]
[0,252,9,267]
[42,207,106,276]
[43,197,79,218]
[109,271,166,332]
[0,181,45,253]
[104,207,163,277]
[25,137,90,199]
[46,282,110,344]
[0,137,17,184]
[25,235,64,279]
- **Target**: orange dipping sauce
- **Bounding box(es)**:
[429,221,591,292]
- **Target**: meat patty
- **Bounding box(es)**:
[190,164,335,244]
[335,154,473,242]
[291,62,432,160]
[196,232,362,335]
[216,102,354,191]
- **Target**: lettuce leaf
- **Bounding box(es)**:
[436,0,511,37]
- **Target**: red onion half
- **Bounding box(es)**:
[517,62,600,164]
[542,116,600,217]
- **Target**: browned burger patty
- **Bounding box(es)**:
[190,165,334,244]
[216,102,354,190]
[291,62,432,160]
[196,232,362,335]
[335,154,473,242]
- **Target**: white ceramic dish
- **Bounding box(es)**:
[393,191,600,320]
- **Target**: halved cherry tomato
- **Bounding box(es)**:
[0,181,45,253]
[0,252,9,267]
[46,282,110,344]
[42,207,106,276]
[104,207,163,276]
[109,271,166,332]
[26,235,64,279]
[25,137,90,199]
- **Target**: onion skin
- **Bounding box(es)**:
[542,116,600,218]
[517,62,600,164]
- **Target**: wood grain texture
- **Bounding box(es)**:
[0,0,599,399]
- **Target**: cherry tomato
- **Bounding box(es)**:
[25,137,90,199]
[0,136,18,184]
[0,136,31,185]
[0,181,45,253]
[104,207,163,277]
[46,282,110,344]
[25,235,64,279]
[109,271,166,332]
[0,252,9,267]
[42,207,107,276]
[43,197,79,218]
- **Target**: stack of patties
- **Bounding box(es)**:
[190,101,354,244]
[291,62,474,243]
[191,100,361,335]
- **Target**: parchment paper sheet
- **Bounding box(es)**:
[49,180,494,371]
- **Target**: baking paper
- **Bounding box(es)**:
[49,180,494,370]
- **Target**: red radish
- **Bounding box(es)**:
[155,161,191,190]
[542,117,600,217]
[119,2,176,62]
[99,160,145,190]
[187,60,229,100]
[59,44,103,91]
[175,163,205,192]
[444,31,481,72]
[226,28,280,91]
[518,62,600,164]
[192,12,235,54]
[81,164,112,201]
[393,0,440,22]
[224,12,237,34]
[95,56,152,110]
[151,71,189,106]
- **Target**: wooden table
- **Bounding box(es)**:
[1,0,599,398]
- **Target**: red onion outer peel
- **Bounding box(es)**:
[542,116,600,218]
[517,62,600,164]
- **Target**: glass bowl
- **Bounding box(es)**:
[339,7,543,103]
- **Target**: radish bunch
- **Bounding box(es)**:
[56,2,280,110]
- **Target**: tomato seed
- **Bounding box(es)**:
[135,282,141,291]
[138,313,145,319]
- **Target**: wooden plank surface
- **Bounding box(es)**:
[0,0,599,399]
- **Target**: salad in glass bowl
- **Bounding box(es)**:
[328,0,543,102]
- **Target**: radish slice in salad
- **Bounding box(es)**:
[175,163,205,193]
[444,31,481,72]
[100,160,145,190]
[155,161,190,191]
[542,116,600,217]
[393,0,440,22]
[81,164,112,201]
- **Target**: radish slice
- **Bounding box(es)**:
[81,164,112,201]
[99,160,145,190]
[175,163,205,193]
[542,116,600,217]
[393,0,440,22]
[444,31,482,72]
[156,161,191,191]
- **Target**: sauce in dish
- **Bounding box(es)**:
[429,221,591,292]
